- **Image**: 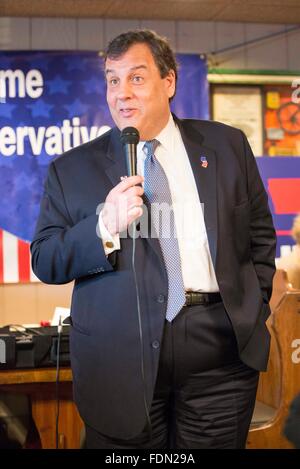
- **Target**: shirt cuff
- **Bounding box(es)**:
[98,210,120,256]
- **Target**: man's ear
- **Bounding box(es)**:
[165,70,176,99]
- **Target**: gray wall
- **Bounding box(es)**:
[0,17,300,71]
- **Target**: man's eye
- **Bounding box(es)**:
[109,78,119,86]
[132,76,143,83]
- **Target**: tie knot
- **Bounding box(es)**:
[143,139,160,157]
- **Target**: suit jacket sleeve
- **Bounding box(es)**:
[30,161,115,284]
[242,131,276,303]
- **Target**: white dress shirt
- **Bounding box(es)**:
[99,114,219,292]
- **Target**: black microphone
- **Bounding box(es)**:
[120,127,140,176]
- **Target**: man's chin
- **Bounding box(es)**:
[119,120,140,132]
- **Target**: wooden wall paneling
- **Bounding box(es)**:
[140,20,176,47]
[1,17,299,72]
[245,23,288,70]
[1,284,38,326]
[31,18,77,50]
[214,22,246,69]
[77,18,105,51]
[176,21,215,54]
[0,17,30,50]
[0,283,73,326]
[286,27,300,71]
[103,19,140,45]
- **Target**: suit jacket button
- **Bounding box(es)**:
[152,340,160,349]
[157,294,165,303]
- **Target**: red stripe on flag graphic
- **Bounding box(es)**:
[0,229,37,283]
[18,238,31,282]
[276,230,292,236]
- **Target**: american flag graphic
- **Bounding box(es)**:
[0,51,113,285]
[0,229,39,283]
[0,51,207,284]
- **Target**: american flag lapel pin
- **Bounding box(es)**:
[200,156,208,168]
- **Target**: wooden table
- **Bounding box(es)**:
[0,367,83,449]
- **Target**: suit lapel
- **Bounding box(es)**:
[176,118,218,268]
[105,127,127,186]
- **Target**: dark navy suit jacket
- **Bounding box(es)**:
[31,117,276,438]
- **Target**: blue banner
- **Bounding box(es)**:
[0,51,208,243]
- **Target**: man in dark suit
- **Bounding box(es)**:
[31,30,276,449]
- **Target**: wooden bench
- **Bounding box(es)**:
[247,270,300,448]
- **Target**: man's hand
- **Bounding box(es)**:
[101,175,144,236]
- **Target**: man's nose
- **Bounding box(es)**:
[117,80,133,100]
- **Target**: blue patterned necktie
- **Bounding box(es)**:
[143,139,185,322]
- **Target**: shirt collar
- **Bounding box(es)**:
[154,113,176,151]
[138,113,175,155]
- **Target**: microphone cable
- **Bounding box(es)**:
[131,220,152,440]
[55,316,62,449]
[121,126,152,440]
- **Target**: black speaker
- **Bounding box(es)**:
[0,335,16,369]
[0,327,70,369]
